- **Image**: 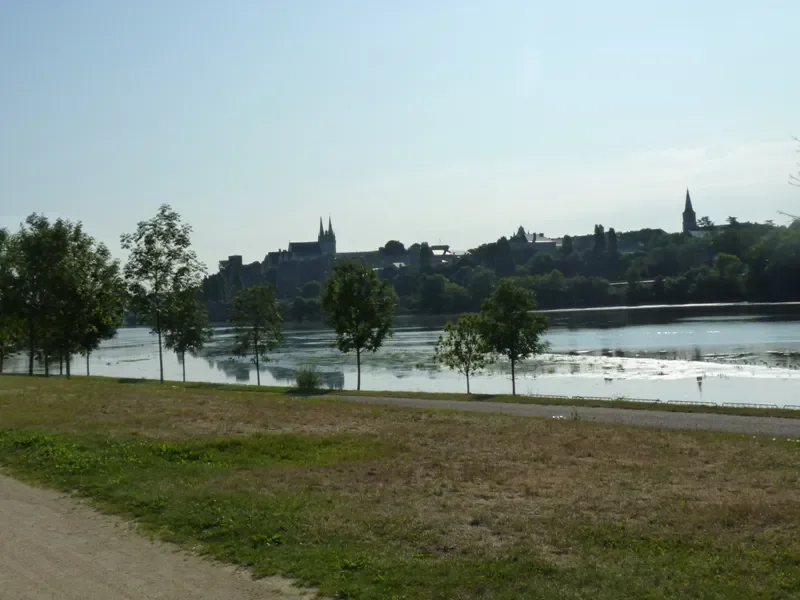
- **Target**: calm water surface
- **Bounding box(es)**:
[8,304,800,407]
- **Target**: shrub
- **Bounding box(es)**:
[295,366,323,391]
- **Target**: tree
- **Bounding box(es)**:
[230,284,283,386]
[561,235,573,256]
[418,273,448,313]
[698,216,714,228]
[468,267,496,306]
[0,229,23,373]
[607,228,618,257]
[479,280,548,395]
[726,216,740,227]
[493,237,516,277]
[434,313,493,394]
[322,261,396,390]
[593,225,606,255]
[13,214,76,375]
[163,287,212,382]
[380,240,406,256]
[121,205,205,382]
[71,239,126,377]
[419,242,433,273]
[50,222,125,377]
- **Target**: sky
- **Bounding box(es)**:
[1,1,798,269]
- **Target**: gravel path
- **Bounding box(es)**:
[0,474,313,600]
[336,395,800,438]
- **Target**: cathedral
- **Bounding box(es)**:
[264,217,337,267]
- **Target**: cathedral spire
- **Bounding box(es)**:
[319,217,324,237]
[328,216,334,236]
[684,188,693,213]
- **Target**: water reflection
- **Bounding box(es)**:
[5,304,800,406]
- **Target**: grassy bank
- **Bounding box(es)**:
[1,375,799,599]
[56,373,800,420]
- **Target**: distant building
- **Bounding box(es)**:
[682,189,698,234]
[683,189,716,238]
[264,217,337,267]
[510,226,563,252]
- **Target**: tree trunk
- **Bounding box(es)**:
[511,358,516,396]
[59,352,63,375]
[156,313,164,382]
[356,347,361,391]
[86,351,90,376]
[255,348,260,386]
[466,371,470,395]
[1,349,4,374]
[182,351,186,382]
[44,354,49,377]
[66,354,71,378]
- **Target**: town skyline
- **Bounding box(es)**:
[1,2,797,269]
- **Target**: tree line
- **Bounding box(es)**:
[369,219,800,314]
[0,204,551,394]
[0,207,213,380]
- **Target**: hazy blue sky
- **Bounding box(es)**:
[1,1,798,268]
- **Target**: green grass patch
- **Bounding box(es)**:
[1,376,799,599]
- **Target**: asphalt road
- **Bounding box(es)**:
[335,395,800,438]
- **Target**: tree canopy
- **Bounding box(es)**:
[121,205,205,382]
[2,214,125,376]
[322,261,396,390]
[434,313,493,394]
[230,284,283,386]
[163,287,213,381]
[479,280,548,395]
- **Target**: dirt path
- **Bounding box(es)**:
[336,395,800,438]
[0,474,313,600]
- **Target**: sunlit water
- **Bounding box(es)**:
[7,304,800,407]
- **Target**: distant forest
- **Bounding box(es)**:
[202,218,800,323]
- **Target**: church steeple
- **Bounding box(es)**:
[327,216,334,236]
[683,188,698,234]
[319,217,324,237]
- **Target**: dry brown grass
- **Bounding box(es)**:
[2,375,799,598]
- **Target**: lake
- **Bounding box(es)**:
[6,303,800,408]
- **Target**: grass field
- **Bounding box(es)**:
[110,375,800,420]
[1,375,799,599]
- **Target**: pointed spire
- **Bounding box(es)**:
[319,217,324,237]
[328,216,334,236]
[684,188,694,213]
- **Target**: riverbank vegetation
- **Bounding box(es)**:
[1,375,798,599]
[266,218,800,323]
[0,207,214,380]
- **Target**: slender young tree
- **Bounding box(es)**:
[434,313,493,394]
[76,244,126,376]
[163,287,213,382]
[322,261,396,390]
[230,284,282,386]
[479,280,548,396]
[121,205,205,382]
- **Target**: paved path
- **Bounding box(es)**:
[336,395,800,438]
[0,474,312,600]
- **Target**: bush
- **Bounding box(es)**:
[295,366,323,391]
